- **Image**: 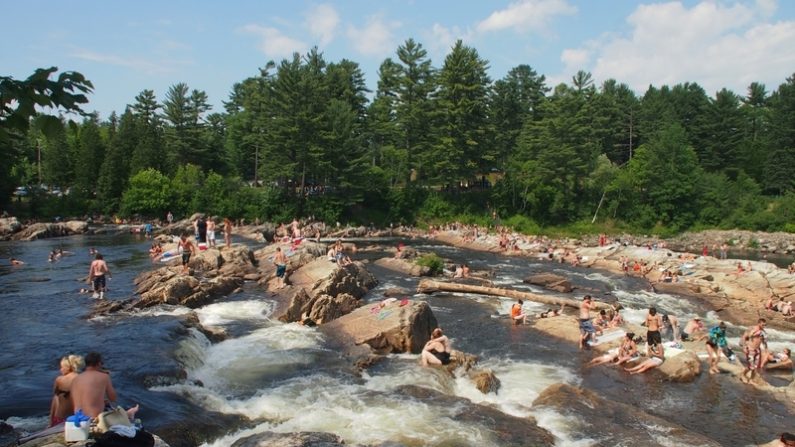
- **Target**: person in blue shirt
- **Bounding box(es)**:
[706,322,729,374]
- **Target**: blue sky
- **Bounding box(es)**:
[3,0,794,119]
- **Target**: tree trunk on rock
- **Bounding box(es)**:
[417,279,612,310]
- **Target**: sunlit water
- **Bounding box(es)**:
[0,233,792,446]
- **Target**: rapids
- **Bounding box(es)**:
[0,233,792,446]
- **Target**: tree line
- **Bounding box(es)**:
[2,39,795,234]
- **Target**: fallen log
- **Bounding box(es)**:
[417,279,612,311]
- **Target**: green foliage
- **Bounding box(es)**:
[415,253,444,276]
[119,169,171,217]
[502,215,541,234]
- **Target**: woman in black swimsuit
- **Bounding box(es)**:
[49,354,84,426]
[421,328,452,366]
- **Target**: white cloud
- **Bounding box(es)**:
[346,16,400,56]
[305,4,340,47]
[70,49,188,75]
[426,23,475,53]
[561,48,590,71]
[476,0,577,34]
[240,24,307,58]
[559,1,795,95]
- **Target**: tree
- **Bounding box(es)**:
[765,74,795,194]
[129,90,165,174]
[72,116,106,200]
[119,168,171,217]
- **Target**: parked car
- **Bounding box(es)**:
[13,186,28,197]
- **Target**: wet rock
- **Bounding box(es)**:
[532,383,720,446]
[374,257,430,276]
[310,262,377,299]
[16,432,170,447]
[397,385,555,446]
[156,412,247,447]
[0,421,18,447]
[382,287,411,297]
[320,300,437,354]
[10,221,89,241]
[658,350,701,382]
[231,431,345,447]
[279,288,314,323]
[133,269,242,309]
[470,368,501,394]
[524,272,574,293]
[307,293,360,324]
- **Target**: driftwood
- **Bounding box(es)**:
[417,279,612,311]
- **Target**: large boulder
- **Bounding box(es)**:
[310,262,377,298]
[306,293,360,324]
[374,257,430,276]
[133,268,242,309]
[523,272,574,293]
[320,300,437,354]
[16,432,170,447]
[470,368,501,394]
[658,350,701,382]
[63,220,88,234]
[532,383,720,446]
[231,431,345,447]
[10,221,88,241]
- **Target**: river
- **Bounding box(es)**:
[0,233,792,446]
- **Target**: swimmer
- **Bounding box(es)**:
[10,257,24,265]
[510,299,527,325]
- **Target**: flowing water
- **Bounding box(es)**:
[0,234,792,446]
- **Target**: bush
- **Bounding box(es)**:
[503,215,541,235]
[415,253,444,276]
[120,169,171,217]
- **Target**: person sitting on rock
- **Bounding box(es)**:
[510,299,527,325]
[625,341,665,374]
[453,265,464,278]
[762,348,792,371]
[421,328,451,366]
[594,310,610,329]
[681,317,706,341]
[462,264,470,278]
[327,246,337,262]
[615,332,638,366]
[609,309,624,328]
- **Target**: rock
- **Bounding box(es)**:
[279,288,314,323]
[397,385,555,446]
[374,257,430,276]
[382,287,411,297]
[63,220,88,234]
[9,221,89,241]
[310,262,377,299]
[532,383,720,446]
[231,431,345,447]
[0,421,18,447]
[320,300,437,354]
[155,412,247,447]
[470,368,501,394]
[523,272,574,293]
[306,293,360,324]
[0,217,21,238]
[133,268,243,310]
[16,432,170,447]
[658,350,701,382]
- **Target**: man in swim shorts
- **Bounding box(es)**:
[274,247,288,289]
[579,295,596,349]
[88,254,111,299]
[645,307,663,347]
[179,234,194,275]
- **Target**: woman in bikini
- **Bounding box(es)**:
[625,342,665,374]
[615,332,638,366]
[421,328,452,366]
[49,354,84,426]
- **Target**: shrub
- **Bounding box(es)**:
[415,253,444,276]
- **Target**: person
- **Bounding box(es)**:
[644,307,663,348]
[594,310,610,329]
[144,222,153,239]
[762,348,793,371]
[71,352,139,420]
[207,218,216,248]
[395,242,404,259]
[327,245,338,262]
[223,217,233,249]
[88,254,111,299]
[166,211,173,225]
[661,314,680,342]
[760,432,795,447]
[626,341,665,374]
[741,332,764,384]
[579,295,597,349]
[511,299,527,325]
[274,247,288,289]
[148,242,163,259]
[615,332,639,366]
[743,318,769,352]
[49,354,84,426]
[178,234,195,275]
[706,322,729,374]
[609,309,624,328]
[421,328,451,366]
[10,257,24,265]
[453,265,464,278]
[462,264,470,278]
[681,317,706,341]
[587,349,620,367]
[539,305,564,318]
[196,215,207,244]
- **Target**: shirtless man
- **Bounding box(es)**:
[511,299,527,325]
[178,234,195,275]
[273,247,288,289]
[681,317,706,341]
[741,333,764,383]
[579,295,597,349]
[71,352,138,420]
[88,254,111,299]
[661,314,680,342]
[645,307,663,348]
[207,218,216,248]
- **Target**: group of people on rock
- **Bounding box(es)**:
[764,297,793,317]
[48,351,138,428]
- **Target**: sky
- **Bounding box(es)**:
[2,0,794,119]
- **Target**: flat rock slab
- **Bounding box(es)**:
[533,383,720,446]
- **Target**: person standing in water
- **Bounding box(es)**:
[88,254,111,299]
[511,299,527,325]
[579,295,597,349]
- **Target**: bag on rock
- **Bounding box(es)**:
[94,429,155,447]
[97,406,132,433]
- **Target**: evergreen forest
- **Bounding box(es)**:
[3,39,795,235]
